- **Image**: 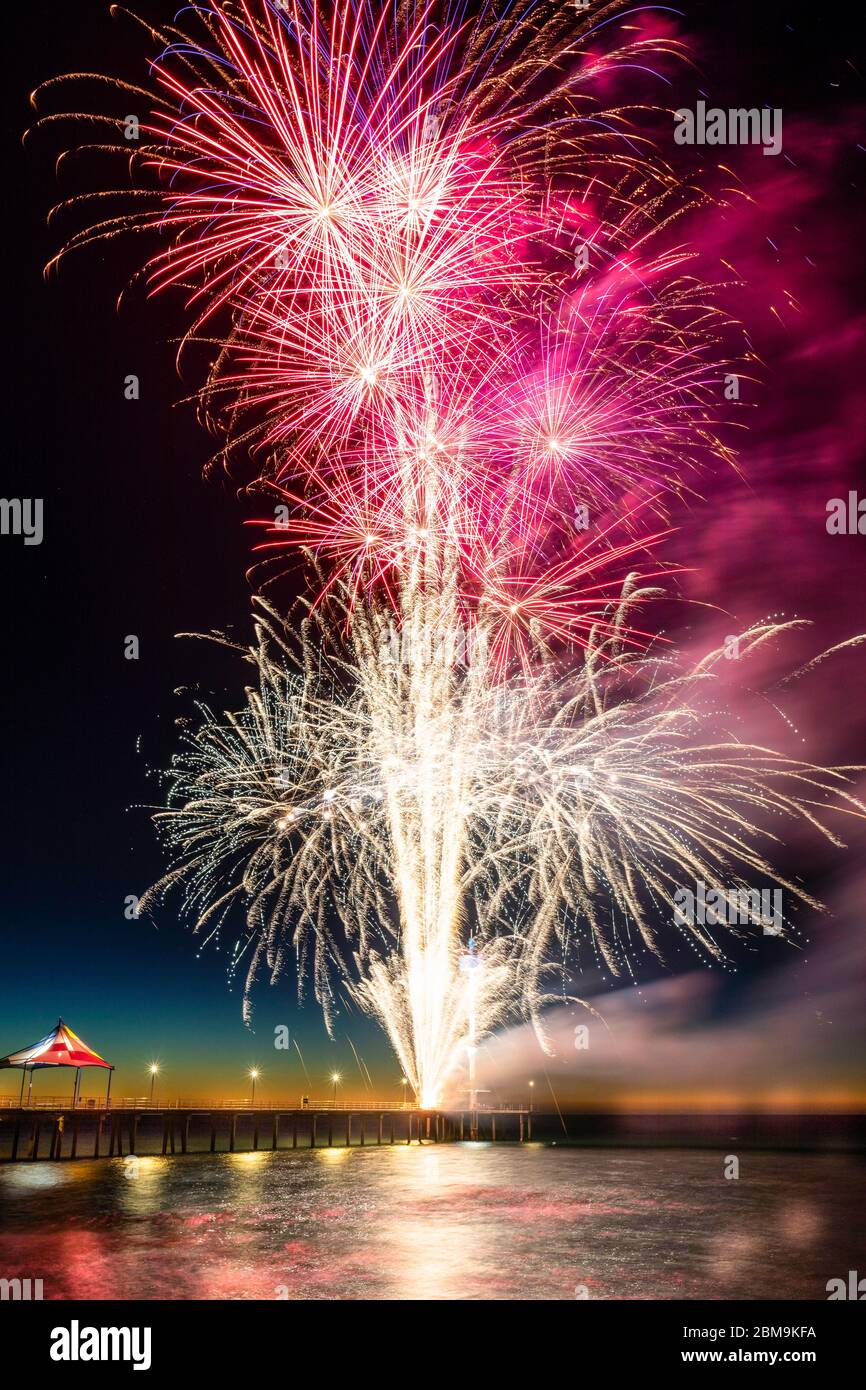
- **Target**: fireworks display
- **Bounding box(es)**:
[36,0,863,1106]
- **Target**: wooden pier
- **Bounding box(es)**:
[0,1103,532,1162]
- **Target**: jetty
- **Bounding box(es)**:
[0,1098,533,1161]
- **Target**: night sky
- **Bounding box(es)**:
[2,0,863,1107]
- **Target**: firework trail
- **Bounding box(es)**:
[35,1,863,1104]
[140,588,863,1103]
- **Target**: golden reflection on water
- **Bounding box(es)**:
[117,1155,170,1213]
[317,1147,351,1165]
[0,1145,860,1300]
[369,1148,477,1299]
[228,1150,268,1168]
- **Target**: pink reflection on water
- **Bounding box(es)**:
[0,1147,861,1300]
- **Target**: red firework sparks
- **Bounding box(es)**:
[36,0,744,665]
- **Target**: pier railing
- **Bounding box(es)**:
[0,1094,533,1112]
[0,1095,416,1111]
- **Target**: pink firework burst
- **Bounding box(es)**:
[38,0,744,663]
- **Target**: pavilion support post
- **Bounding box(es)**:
[18,1067,26,1107]
[27,1069,34,1106]
[105,1069,113,1109]
[72,1068,81,1109]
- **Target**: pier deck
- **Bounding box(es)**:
[0,1104,532,1161]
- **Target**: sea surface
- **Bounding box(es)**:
[0,1146,862,1300]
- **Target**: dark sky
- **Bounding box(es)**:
[1,0,863,1105]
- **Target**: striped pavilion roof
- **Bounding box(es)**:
[0,1019,112,1069]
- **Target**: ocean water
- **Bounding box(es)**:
[0,1145,862,1300]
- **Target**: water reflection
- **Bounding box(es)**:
[0,1146,861,1300]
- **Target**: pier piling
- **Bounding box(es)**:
[0,1103,530,1162]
